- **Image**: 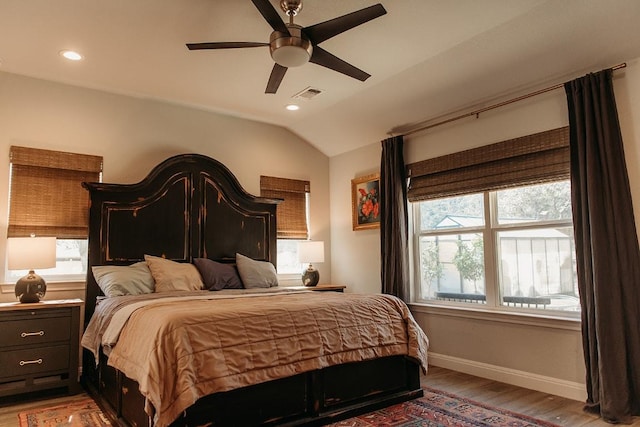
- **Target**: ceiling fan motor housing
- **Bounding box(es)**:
[270,25,312,67]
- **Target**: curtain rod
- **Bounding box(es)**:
[398,62,627,137]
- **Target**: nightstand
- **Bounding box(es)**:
[0,299,83,398]
[310,284,346,292]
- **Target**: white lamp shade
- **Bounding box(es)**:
[298,241,324,264]
[7,237,57,270]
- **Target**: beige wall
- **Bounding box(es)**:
[329,143,381,294]
[329,57,640,399]
[0,71,331,301]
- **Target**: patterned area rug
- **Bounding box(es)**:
[18,398,111,427]
[17,388,560,427]
[329,386,561,427]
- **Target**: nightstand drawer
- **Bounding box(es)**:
[0,316,71,348]
[0,345,70,378]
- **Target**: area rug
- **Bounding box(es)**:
[17,388,560,427]
[18,397,111,427]
[328,386,561,427]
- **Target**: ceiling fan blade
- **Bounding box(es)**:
[251,0,290,35]
[304,4,386,45]
[186,42,269,50]
[266,63,288,94]
[309,46,370,81]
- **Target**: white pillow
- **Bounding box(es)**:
[235,253,278,288]
[92,262,155,297]
[144,254,204,292]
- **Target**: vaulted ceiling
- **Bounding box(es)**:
[2,0,640,156]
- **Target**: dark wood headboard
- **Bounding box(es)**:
[82,154,278,323]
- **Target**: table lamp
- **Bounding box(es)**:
[7,236,57,303]
[298,241,324,287]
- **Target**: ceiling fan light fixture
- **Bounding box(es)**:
[272,45,311,67]
[270,26,312,68]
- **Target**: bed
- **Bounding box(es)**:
[80,154,428,427]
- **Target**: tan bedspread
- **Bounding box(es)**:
[83,290,429,427]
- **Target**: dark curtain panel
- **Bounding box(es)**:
[380,135,409,301]
[565,69,640,423]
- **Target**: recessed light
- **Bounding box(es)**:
[286,104,300,111]
[60,50,83,61]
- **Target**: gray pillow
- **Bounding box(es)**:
[193,258,243,291]
[92,261,155,297]
[235,253,278,288]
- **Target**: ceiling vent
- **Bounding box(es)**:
[293,87,323,100]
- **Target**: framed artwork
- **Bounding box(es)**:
[351,173,381,231]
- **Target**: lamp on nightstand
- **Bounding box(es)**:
[298,241,324,287]
[7,236,57,303]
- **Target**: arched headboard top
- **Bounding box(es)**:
[84,154,265,203]
[82,153,279,322]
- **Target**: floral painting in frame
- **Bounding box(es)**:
[351,173,380,231]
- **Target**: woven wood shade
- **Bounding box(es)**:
[407,127,570,202]
[8,146,103,238]
[260,176,310,240]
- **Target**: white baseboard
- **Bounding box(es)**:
[428,352,587,402]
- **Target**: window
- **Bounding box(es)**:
[408,127,579,314]
[260,175,310,274]
[414,182,578,312]
[6,146,102,281]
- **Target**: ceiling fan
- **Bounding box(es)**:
[186,0,387,94]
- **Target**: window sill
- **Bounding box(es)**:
[1,280,86,294]
[408,302,581,332]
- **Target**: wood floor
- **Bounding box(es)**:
[1,366,638,426]
[423,365,640,426]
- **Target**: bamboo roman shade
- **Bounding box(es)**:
[8,146,103,238]
[260,176,310,240]
[407,127,570,202]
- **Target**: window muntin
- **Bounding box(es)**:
[414,181,579,314]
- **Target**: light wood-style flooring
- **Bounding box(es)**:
[424,365,640,426]
[0,366,638,426]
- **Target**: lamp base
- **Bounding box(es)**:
[302,267,319,287]
[15,270,47,303]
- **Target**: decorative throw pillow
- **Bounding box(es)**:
[92,261,155,297]
[144,254,204,292]
[193,258,243,291]
[235,253,278,288]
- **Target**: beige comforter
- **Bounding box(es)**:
[82,289,429,427]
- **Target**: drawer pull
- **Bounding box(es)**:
[19,358,43,366]
[21,330,45,338]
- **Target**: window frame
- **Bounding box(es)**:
[5,146,102,283]
[260,175,312,280]
[411,182,579,318]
